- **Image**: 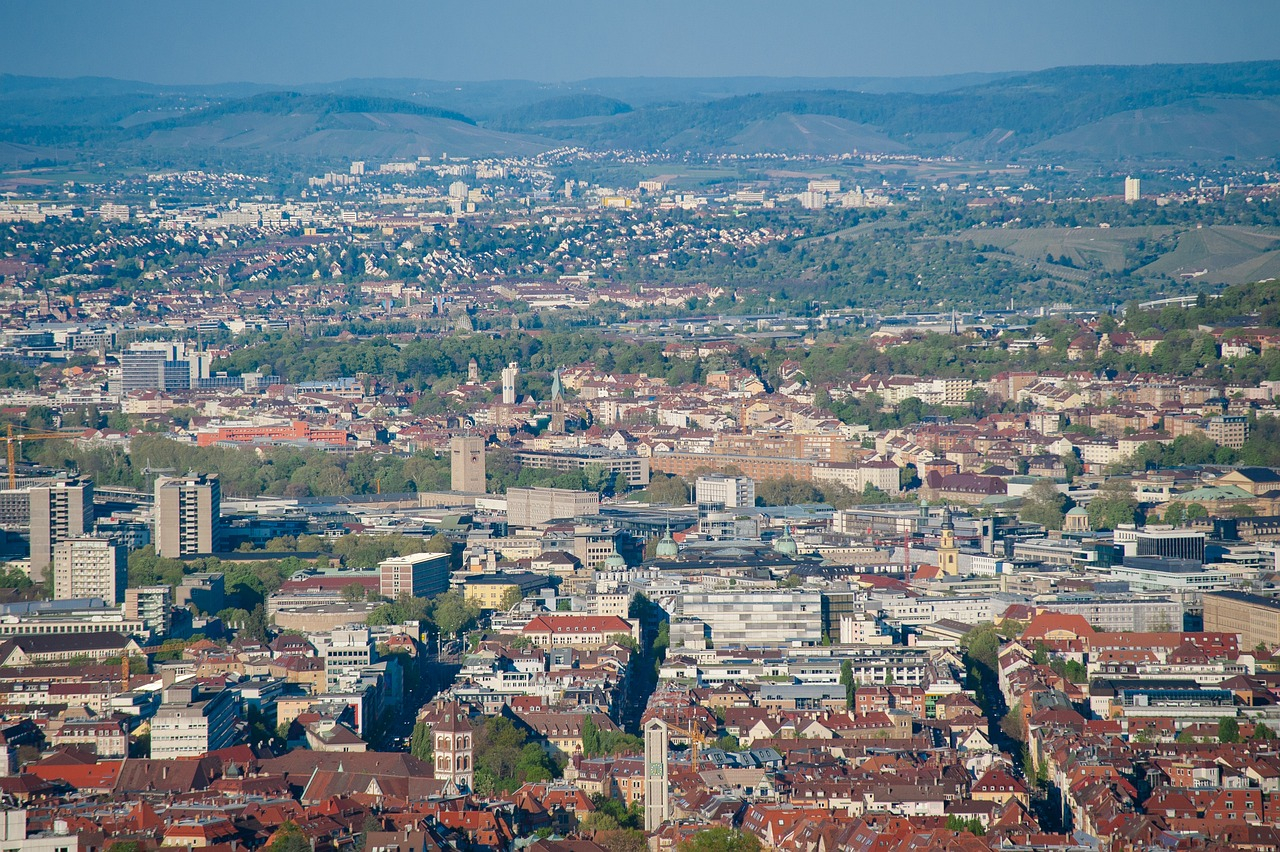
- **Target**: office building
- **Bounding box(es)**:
[322,627,377,691]
[450,436,486,493]
[52,536,127,604]
[177,571,225,614]
[515,449,649,486]
[695,474,755,517]
[679,591,824,647]
[150,681,240,759]
[125,585,174,637]
[1204,590,1280,650]
[29,479,94,581]
[154,474,220,558]
[506,486,600,527]
[378,552,450,599]
[117,342,212,394]
[1036,594,1183,633]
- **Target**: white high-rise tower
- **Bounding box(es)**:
[643,717,670,831]
[1124,176,1141,203]
[501,361,519,405]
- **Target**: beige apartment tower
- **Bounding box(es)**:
[52,536,127,603]
[29,479,94,582]
[450,436,486,493]
[154,474,220,558]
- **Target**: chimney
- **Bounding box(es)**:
[122,656,131,692]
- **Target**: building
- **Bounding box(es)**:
[521,614,637,649]
[450,436,486,494]
[695,475,755,521]
[125,585,174,636]
[937,510,960,576]
[680,591,824,647]
[177,571,225,614]
[378,552,450,599]
[0,809,79,852]
[149,681,240,759]
[501,361,519,405]
[1124,176,1141,202]
[1204,590,1280,650]
[1109,557,1230,596]
[643,718,669,832]
[1036,595,1183,633]
[322,627,377,691]
[461,571,556,611]
[154,474,220,558]
[1206,415,1249,449]
[51,536,127,604]
[515,450,649,487]
[506,487,600,528]
[432,701,474,793]
[29,478,94,581]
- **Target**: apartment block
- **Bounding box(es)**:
[154,474,220,558]
[52,536,127,604]
[28,479,94,581]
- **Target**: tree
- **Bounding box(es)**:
[594,829,647,852]
[1087,477,1139,531]
[341,582,366,602]
[1184,503,1208,521]
[1001,702,1027,742]
[1219,716,1241,744]
[1020,478,1067,530]
[1254,722,1277,741]
[946,815,986,836]
[267,822,313,852]
[840,659,855,710]
[410,719,433,762]
[1163,502,1186,526]
[961,623,1001,672]
[499,586,525,612]
[241,604,270,642]
[432,590,480,637]
[677,827,762,852]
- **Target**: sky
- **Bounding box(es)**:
[2,0,1279,85]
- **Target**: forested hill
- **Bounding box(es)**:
[3,60,1280,164]
[520,61,1280,159]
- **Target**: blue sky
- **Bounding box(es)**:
[3,0,1278,84]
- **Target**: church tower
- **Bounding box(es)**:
[432,701,473,794]
[549,367,567,434]
[938,508,960,576]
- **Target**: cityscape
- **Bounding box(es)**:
[5,3,1280,852]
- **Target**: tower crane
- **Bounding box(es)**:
[5,424,72,489]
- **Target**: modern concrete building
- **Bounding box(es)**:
[29,478,94,581]
[679,590,824,647]
[321,626,377,691]
[125,585,174,636]
[378,552,450,599]
[154,474,220,558]
[150,681,240,759]
[450,435,486,493]
[695,474,755,516]
[52,536,127,604]
[1204,590,1280,650]
[506,486,600,528]
[515,450,649,487]
[1035,594,1183,633]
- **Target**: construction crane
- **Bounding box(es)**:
[5,424,72,489]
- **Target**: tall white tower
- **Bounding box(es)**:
[1124,176,1141,203]
[643,717,670,832]
[501,361,519,405]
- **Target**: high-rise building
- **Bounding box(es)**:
[501,361,519,405]
[643,717,670,831]
[450,436,486,493]
[1125,176,1141,202]
[52,536,127,603]
[154,474,220,558]
[29,479,94,581]
[125,585,174,637]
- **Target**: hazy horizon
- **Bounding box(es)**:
[3,0,1278,87]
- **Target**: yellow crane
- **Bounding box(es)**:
[5,424,72,489]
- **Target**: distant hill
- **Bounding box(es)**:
[2,62,1279,165]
